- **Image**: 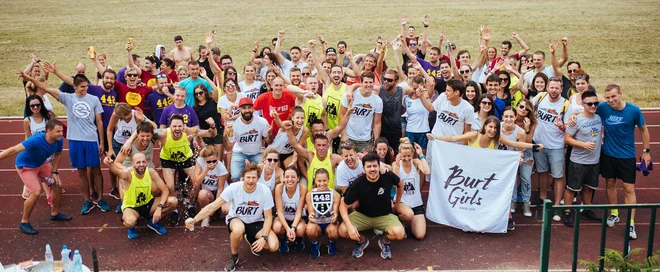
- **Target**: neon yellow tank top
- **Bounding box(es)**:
[159,129,193,162]
[122,169,154,210]
[302,96,324,129]
[307,152,335,191]
[469,133,495,149]
[307,135,333,154]
[323,83,345,129]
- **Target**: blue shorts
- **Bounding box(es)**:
[69,140,100,168]
[319,223,330,233]
[533,147,564,179]
[405,131,429,150]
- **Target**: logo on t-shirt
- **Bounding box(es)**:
[437,110,459,126]
[236,201,260,216]
[326,97,340,120]
[377,187,385,195]
[311,191,332,216]
[72,101,92,119]
[537,108,558,123]
[239,129,260,143]
[606,115,624,126]
[353,104,374,117]
[403,178,415,195]
[126,92,142,106]
[283,203,296,215]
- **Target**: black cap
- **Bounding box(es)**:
[326,47,337,54]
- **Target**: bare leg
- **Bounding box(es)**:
[22,187,42,223]
[91,166,104,201]
[77,168,91,201]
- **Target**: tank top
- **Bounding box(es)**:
[468,133,495,149]
[309,188,334,224]
[307,153,335,191]
[400,162,423,208]
[196,157,226,191]
[159,129,193,162]
[122,169,154,209]
[306,133,333,154]
[270,127,302,154]
[281,184,304,221]
[28,116,46,135]
[113,110,138,144]
[323,83,345,129]
[302,96,324,129]
[498,123,520,151]
[258,166,277,191]
[122,141,155,168]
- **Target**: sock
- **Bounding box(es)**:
[630,219,635,226]
[611,209,619,216]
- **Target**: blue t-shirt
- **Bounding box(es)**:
[596,102,645,159]
[16,133,64,168]
[178,77,212,107]
[493,97,505,119]
[58,76,75,94]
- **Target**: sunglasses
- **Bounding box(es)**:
[225,84,236,88]
[156,74,167,79]
[582,101,599,107]
[126,74,139,77]
[302,73,310,76]
[568,69,577,74]
[383,78,395,82]
[267,158,279,163]
[518,105,528,110]
[481,101,492,106]
[459,70,470,74]
[499,78,508,82]
[195,92,205,96]
[29,104,41,108]
[206,159,218,164]
[227,72,236,75]
[409,43,418,46]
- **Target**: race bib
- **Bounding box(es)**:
[311,191,332,216]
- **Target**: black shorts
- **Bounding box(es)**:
[279,152,293,164]
[203,133,223,145]
[567,161,599,192]
[228,218,264,244]
[411,205,425,216]
[161,158,195,170]
[124,198,155,219]
[600,153,636,184]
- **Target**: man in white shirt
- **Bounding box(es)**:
[335,142,364,193]
[226,97,271,182]
[339,72,383,152]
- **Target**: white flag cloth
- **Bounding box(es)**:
[426,139,520,233]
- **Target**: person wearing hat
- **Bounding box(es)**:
[169,35,196,68]
[227,97,272,182]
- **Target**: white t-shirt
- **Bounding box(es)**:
[341,89,383,141]
[221,182,274,224]
[471,112,482,131]
[335,160,363,188]
[565,94,584,119]
[217,93,245,126]
[532,93,567,149]
[229,116,270,155]
[238,80,264,102]
[403,96,430,133]
[431,92,475,139]
[196,157,229,192]
[43,95,54,111]
[524,66,555,86]
[270,126,302,154]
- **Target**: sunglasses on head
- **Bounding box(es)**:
[267,158,279,163]
[575,75,588,80]
[29,104,41,108]
[205,159,218,164]
[156,74,167,79]
[459,69,470,74]
[582,101,599,107]
[195,92,205,96]
[126,73,138,77]
[481,101,492,105]
[383,78,395,82]
[340,141,354,148]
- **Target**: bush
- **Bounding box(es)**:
[580,248,660,272]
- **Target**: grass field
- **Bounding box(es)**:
[1,0,659,116]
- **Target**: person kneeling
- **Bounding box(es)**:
[306,169,341,258]
[273,166,307,253]
[105,153,177,239]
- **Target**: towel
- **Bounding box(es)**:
[636,159,653,176]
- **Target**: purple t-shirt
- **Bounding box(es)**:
[87,84,117,130]
[159,104,199,127]
[146,88,175,127]
[117,67,127,84]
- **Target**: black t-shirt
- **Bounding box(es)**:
[194,99,222,130]
[343,171,400,217]
[561,75,596,99]
[198,58,214,82]
[402,51,425,74]
[379,86,403,132]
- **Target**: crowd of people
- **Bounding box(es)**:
[0,14,653,272]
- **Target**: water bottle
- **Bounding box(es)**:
[45,244,54,262]
[72,250,83,272]
[61,244,71,270]
[45,177,55,186]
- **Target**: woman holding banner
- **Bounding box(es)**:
[392,138,430,240]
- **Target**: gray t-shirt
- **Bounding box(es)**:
[566,114,602,165]
[379,86,403,132]
[59,92,103,142]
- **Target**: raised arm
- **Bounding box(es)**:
[274,30,287,65]
[391,41,406,81]
[199,68,219,102]
[375,40,387,77]
[472,44,488,71]
[126,42,141,76]
[558,37,569,67]
[420,15,430,55]
[308,40,328,82]
[328,104,354,140]
[283,121,313,162]
[344,52,360,78]
[316,33,328,64]
[103,156,131,181]
[250,40,262,66]
[18,70,60,101]
[550,40,563,78]
[43,62,73,86]
[399,35,418,61]
[511,32,530,57]
[400,14,408,42]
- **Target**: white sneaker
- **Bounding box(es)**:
[201,217,210,228]
[629,226,637,240]
[510,201,516,213]
[522,202,532,217]
[559,197,577,205]
[552,210,562,222]
[606,214,620,228]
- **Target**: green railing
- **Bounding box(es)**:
[538,200,659,272]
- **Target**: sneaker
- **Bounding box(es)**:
[279,238,289,253]
[109,188,121,200]
[80,200,95,214]
[352,240,370,258]
[629,226,637,240]
[244,234,261,256]
[295,237,305,251]
[507,218,515,231]
[606,214,620,228]
[522,202,533,217]
[187,206,197,218]
[552,210,562,222]
[115,201,122,214]
[560,197,578,205]
[19,222,38,235]
[581,209,602,222]
[50,213,72,221]
[201,217,210,228]
[378,238,392,259]
[310,241,320,258]
[90,191,99,203]
[96,198,110,212]
[169,211,180,226]
[147,220,168,235]
[328,241,338,256]
[530,198,544,206]
[374,228,384,236]
[127,227,138,239]
[510,201,516,213]
[562,212,574,227]
[224,256,239,272]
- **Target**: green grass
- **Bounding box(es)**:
[1,0,659,116]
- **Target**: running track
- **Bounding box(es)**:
[0,111,658,271]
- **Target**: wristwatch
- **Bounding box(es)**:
[262,235,269,241]
[643,148,650,153]
[157,204,164,209]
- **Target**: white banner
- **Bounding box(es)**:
[426,140,520,233]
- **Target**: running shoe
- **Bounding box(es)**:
[97,198,110,212]
[378,238,392,259]
[522,202,533,217]
[147,220,168,235]
[352,240,370,258]
[295,237,305,251]
[606,214,620,228]
[552,210,562,222]
[328,240,338,256]
[310,241,320,258]
[510,201,516,213]
[581,209,602,222]
[19,222,38,235]
[279,238,289,253]
[562,212,574,227]
[224,256,239,272]
[81,200,95,214]
[50,213,72,221]
[507,218,515,231]
[629,226,637,240]
[127,227,138,239]
[115,201,122,214]
[109,188,121,200]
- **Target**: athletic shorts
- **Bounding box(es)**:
[203,132,223,145]
[411,205,425,216]
[347,139,371,153]
[161,158,195,170]
[405,131,430,150]
[600,153,636,184]
[111,138,123,156]
[228,218,264,244]
[123,198,155,219]
[16,162,52,193]
[533,147,564,178]
[279,152,293,165]
[69,140,100,168]
[567,161,599,192]
[348,211,403,232]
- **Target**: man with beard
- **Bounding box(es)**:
[340,72,383,153]
[145,75,175,127]
[335,142,364,193]
[284,122,342,191]
[227,97,271,182]
[378,70,406,152]
[169,35,196,68]
[158,114,217,224]
[289,67,303,87]
[338,153,405,259]
[254,77,296,138]
[105,152,177,239]
[287,77,327,129]
[289,46,308,70]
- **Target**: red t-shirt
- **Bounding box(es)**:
[140,69,157,85]
[489,53,520,71]
[254,90,296,138]
[115,81,153,111]
[167,70,179,83]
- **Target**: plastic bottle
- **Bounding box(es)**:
[45,244,54,262]
[61,244,71,270]
[72,250,83,272]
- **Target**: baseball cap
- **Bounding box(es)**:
[174,35,183,42]
[326,47,337,54]
[238,97,253,107]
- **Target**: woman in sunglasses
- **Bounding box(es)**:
[514,99,537,217]
[217,78,243,171]
[472,93,496,131]
[192,146,229,228]
[257,148,284,192]
[21,95,53,202]
[194,83,224,158]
